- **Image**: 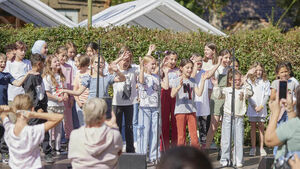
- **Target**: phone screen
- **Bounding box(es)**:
[279,81,287,99]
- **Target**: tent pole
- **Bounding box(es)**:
[88,0,92,29]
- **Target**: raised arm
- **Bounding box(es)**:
[205,56,222,78]
[171,77,183,98]
[0,105,12,121]
[25,111,64,132]
[195,72,209,97]
[62,85,87,96]
[161,67,169,90]
[146,44,156,56]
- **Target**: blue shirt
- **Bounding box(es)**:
[81,74,115,99]
[0,72,15,105]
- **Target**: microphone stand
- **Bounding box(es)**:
[218,48,237,169]
[155,51,163,163]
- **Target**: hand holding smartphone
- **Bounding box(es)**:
[279,81,288,100]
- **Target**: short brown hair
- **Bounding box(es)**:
[15,41,27,50]
[78,55,90,68]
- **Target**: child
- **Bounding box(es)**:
[160,50,179,151]
[112,46,138,153]
[72,55,90,126]
[0,94,63,169]
[31,40,48,58]
[170,59,210,148]
[137,55,169,163]
[23,53,54,163]
[205,49,231,149]
[62,55,126,119]
[42,55,67,154]
[0,53,36,163]
[202,42,218,71]
[193,54,222,147]
[66,41,78,77]
[55,46,74,143]
[246,62,270,157]
[3,43,16,72]
[86,42,109,75]
[212,69,253,167]
[6,41,32,104]
[270,62,298,156]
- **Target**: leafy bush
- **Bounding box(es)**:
[0,24,299,146]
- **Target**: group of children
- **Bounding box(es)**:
[0,40,298,168]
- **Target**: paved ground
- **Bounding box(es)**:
[0,147,273,169]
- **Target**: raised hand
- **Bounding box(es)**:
[217,56,223,65]
[148,44,156,53]
[211,77,218,86]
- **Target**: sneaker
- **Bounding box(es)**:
[44,154,54,163]
[220,160,228,167]
[260,148,267,156]
[236,163,243,168]
[210,142,218,150]
[249,147,256,156]
[147,160,155,167]
[1,153,9,164]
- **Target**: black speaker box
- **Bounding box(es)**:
[118,153,147,169]
[258,156,274,169]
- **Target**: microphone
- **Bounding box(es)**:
[154,51,162,56]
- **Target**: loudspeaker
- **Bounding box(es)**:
[118,153,147,169]
[258,156,274,169]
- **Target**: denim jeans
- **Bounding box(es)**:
[220,113,244,166]
[273,111,288,156]
[133,103,139,143]
[137,107,160,161]
[75,102,85,127]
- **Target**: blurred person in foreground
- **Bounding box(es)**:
[68,98,123,169]
[157,146,213,169]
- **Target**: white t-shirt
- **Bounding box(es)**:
[7,60,32,101]
[247,79,270,117]
[202,59,214,71]
[213,83,253,116]
[4,60,12,73]
[67,59,78,79]
[43,74,65,106]
[168,68,180,82]
[3,117,44,169]
[112,66,139,106]
[138,73,159,107]
[195,70,212,116]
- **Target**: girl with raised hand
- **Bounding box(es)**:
[246,62,270,157]
[170,59,210,148]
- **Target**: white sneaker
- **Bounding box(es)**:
[220,161,228,167]
[249,147,256,156]
[236,163,243,168]
[260,148,267,156]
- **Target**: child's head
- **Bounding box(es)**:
[249,62,267,82]
[0,53,7,72]
[15,41,27,60]
[219,49,231,67]
[158,146,213,169]
[12,94,33,119]
[143,55,156,74]
[118,46,133,70]
[77,55,90,70]
[66,41,77,60]
[86,42,98,57]
[30,54,45,73]
[31,40,48,56]
[230,58,240,70]
[43,55,65,86]
[227,69,243,88]
[179,59,193,78]
[4,43,16,61]
[83,98,107,126]
[91,55,105,74]
[275,62,290,81]
[55,46,68,65]
[164,50,178,69]
[204,42,217,64]
[191,53,203,70]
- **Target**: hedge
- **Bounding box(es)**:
[0,24,299,146]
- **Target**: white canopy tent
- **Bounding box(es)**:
[79,0,226,36]
[0,0,76,27]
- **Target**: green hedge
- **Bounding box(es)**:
[0,24,299,146]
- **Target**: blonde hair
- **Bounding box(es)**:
[12,94,33,112]
[249,62,268,83]
[227,69,242,87]
[0,53,7,60]
[42,55,65,86]
[143,55,156,65]
[83,98,107,125]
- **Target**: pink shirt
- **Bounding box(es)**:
[60,63,73,90]
[73,71,89,104]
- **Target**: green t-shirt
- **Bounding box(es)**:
[275,117,300,159]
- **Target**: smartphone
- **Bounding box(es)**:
[279,81,288,100]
